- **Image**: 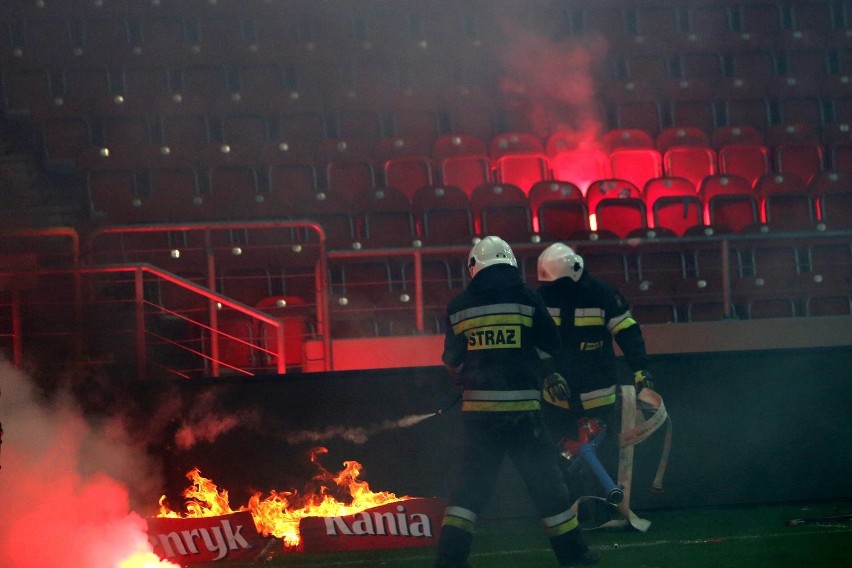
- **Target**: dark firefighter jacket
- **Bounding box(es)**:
[537,270,648,411]
[442,263,571,412]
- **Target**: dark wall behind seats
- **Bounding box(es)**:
[148,346,852,520]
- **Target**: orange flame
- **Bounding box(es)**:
[158,447,410,549]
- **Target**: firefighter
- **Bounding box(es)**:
[434,236,599,568]
[536,242,654,525]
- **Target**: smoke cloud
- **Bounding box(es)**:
[172,401,436,448]
[279,413,436,445]
[0,358,174,568]
[492,1,608,146]
[173,390,262,450]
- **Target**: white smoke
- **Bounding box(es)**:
[0,357,173,568]
[173,390,262,450]
[280,413,436,445]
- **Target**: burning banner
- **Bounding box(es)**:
[299,498,445,553]
[152,448,444,562]
[147,511,264,563]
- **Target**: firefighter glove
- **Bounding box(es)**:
[634,369,655,392]
[544,373,570,402]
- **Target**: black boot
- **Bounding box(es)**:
[434,525,473,568]
[550,527,600,567]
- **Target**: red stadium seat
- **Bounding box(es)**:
[656,126,711,154]
[774,142,825,184]
[809,170,852,230]
[600,129,655,153]
[432,134,488,159]
[663,146,717,190]
[754,172,814,230]
[439,154,493,196]
[412,185,475,246]
[493,153,550,194]
[644,177,703,236]
[528,180,588,241]
[711,125,765,149]
[699,174,759,233]
[470,183,532,242]
[718,143,771,187]
[488,131,545,159]
[383,155,435,200]
[609,148,663,193]
[549,149,611,195]
[353,186,417,248]
[325,158,376,202]
[586,179,646,238]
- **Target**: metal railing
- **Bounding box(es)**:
[1,224,851,378]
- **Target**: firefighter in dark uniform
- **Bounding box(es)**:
[536,243,654,523]
[434,236,599,568]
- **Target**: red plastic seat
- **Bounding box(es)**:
[600,129,655,153]
[470,183,532,242]
[353,186,417,248]
[373,136,434,162]
[656,126,711,154]
[528,180,588,241]
[663,146,717,190]
[586,179,646,238]
[711,125,765,149]
[60,66,113,112]
[606,81,664,136]
[754,172,814,230]
[488,131,545,160]
[549,149,611,195]
[383,155,435,200]
[493,153,550,194]
[412,185,474,245]
[644,177,703,236]
[220,113,271,154]
[677,52,726,81]
[609,148,663,193]
[292,192,357,250]
[635,244,688,302]
[829,142,852,171]
[86,167,142,225]
[718,143,771,187]
[774,142,825,184]
[809,171,852,229]
[722,96,773,132]
[97,114,153,155]
[432,134,488,160]
[439,154,493,196]
[324,158,376,203]
[204,164,263,222]
[137,165,206,223]
[667,96,718,136]
[624,53,672,84]
[40,115,92,165]
[156,113,211,156]
[699,174,759,232]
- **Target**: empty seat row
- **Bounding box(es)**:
[85,167,852,249]
[78,132,852,211]
[3,1,851,68]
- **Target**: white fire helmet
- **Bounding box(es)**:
[468,236,517,278]
[537,242,584,282]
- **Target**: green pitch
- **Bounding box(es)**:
[189,501,852,567]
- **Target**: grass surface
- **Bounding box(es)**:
[188,501,852,568]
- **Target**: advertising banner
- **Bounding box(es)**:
[299,497,446,553]
[147,511,265,563]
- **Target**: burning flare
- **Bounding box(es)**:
[158,447,410,549]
